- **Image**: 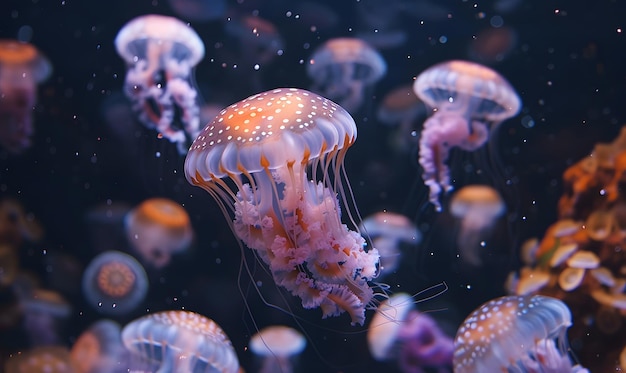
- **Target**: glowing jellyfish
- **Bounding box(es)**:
[125,198,193,268]
[5,346,76,373]
[82,250,148,315]
[70,320,125,373]
[167,0,226,22]
[413,60,521,211]
[0,40,51,154]
[360,212,420,276]
[453,294,588,373]
[184,88,380,325]
[114,14,205,154]
[449,185,505,266]
[367,293,453,371]
[307,38,386,113]
[121,310,239,373]
[249,325,306,373]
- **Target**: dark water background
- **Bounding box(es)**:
[1,0,626,371]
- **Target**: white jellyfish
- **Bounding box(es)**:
[115,14,205,154]
[449,184,505,266]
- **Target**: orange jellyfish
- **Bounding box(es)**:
[184,88,380,325]
[449,185,505,266]
[122,310,239,373]
[0,40,51,155]
[124,197,193,268]
[413,60,521,211]
[115,15,205,154]
[70,319,125,373]
[5,346,77,373]
[308,38,386,113]
[454,294,589,372]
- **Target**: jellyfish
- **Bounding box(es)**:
[82,250,148,315]
[413,60,521,211]
[367,293,453,372]
[124,197,193,268]
[20,288,72,346]
[360,212,420,276]
[5,346,77,373]
[377,85,426,153]
[184,88,380,326]
[0,40,51,154]
[114,14,205,154]
[70,320,125,373]
[453,294,588,373]
[468,27,518,64]
[307,38,386,113]
[449,184,505,266]
[121,310,239,373]
[249,325,307,373]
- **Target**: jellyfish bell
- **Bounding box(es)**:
[449,184,505,266]
[70,319,125,373]
[414,60,521,211]
[82,250,148,315]
[167,0,227,22]
[121,310,239,373]
[114,14,205,154]
[249,325,306,373]
[124,197,194,269]
[307,38,386,113]
[453,294,588,373]
[0,39,51,154]
[5,346,77,373]
[184,87,380,326]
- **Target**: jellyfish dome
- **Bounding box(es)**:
[70,319,125,373]
[307,38,386,113]
[249,325,306,373]
[114,14,205,154]
[82,250,148,315]
[125,197,194,268]
[453,294,587,373]
[413,60,521,211]
[185,88,380,326]
[5,346,76,373]
[0,40,51,154]
[121,310,239,373]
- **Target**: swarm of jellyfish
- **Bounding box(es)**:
[115,14,205,154]
[307,38,386,114]
[122,310,239,373]
[0,40,51,155]
[453,294,588,373]
[413,60,521,211]
[507,126,626,370]
[184,88,380,326]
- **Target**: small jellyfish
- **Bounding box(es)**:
[468,26,518,64]
[454,294,588,373]
[377,85,426,153]
[124,198,193,269]
[0,40,51,154]
[184,88,380,325]
[360,212,420,276]
[114,14,205,154]
[413,60,521,211]
[70,320,125,373]
[367,293,453,371]
[167,0,226,22]
[307,38,386,113]
[82,250,148,315]
[20,288,72,346]
[5,346,77,373]
[121,310,239,373]
[449,185,505,266]
[249,325,306,373]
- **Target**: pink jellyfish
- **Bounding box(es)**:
[0,40,51,154]
[184,88,380,325]
[413,60,521,211]
[454,294,589,373]
[114,14,205,154]
[307,38,386,113]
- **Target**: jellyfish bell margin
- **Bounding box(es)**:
[183,87,381,326]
